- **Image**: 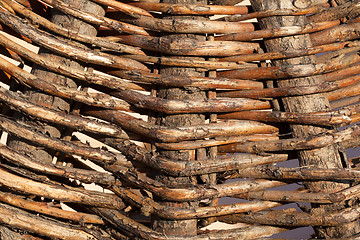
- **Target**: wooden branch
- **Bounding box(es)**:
[217,205,360,227]
[0,203,100,240]
[220,41,360,62]
[90,0,153,17]
[83,109,278,142]
[218,124,360,153]
[218,102,360,126]
[308,0,360,22]
[0,143,115,185]
[0,191,104,224]
[40,0,150,35]
[323,62,360,82]
[222,3,328,22]
[217,51,360,80]
[3,0,145,55]
[0,115,130,167]
[0,9,147,70]
[154,134,279,150]
[106,139,288,176]
[328,80,360,101]
[106,54,255,70]
[217,81,340,99]
[110,70,263,90]
[93,207,286,240]
[112,186,281,220]
[0,88,129,139]
[109,89,271,114]
[0,167,124,209]
[311,22,360,46]
[119,15,255,34]
[129,2,249,15]
[111,35,259,56]
[115,163,286,201]
[235,165,360,181]
[0,32,144,91]
[216,20,339,41]
[0,55,133,111]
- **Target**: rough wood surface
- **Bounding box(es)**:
[250,0,360,238]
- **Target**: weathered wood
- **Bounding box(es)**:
[0,203,102,239]
[3,0,145,55]
[250,0,360,238]
[0,167,124,209]
[0,191,104,224]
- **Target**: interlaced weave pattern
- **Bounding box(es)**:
[0,0,359,239]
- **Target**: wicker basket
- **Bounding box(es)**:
[0,0,359,239]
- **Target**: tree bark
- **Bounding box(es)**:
[250,0,360,238]
[151,0,208,235]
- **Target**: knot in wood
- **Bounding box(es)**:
[293,0,311,9]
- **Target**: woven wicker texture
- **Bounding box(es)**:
[0,0,359,239]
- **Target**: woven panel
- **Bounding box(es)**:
[0,0,359,239]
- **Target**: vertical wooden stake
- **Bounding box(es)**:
[250,0,360,238]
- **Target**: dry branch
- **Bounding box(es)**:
[223,3,328,22]
[129,2,249,15]
[217,205,360,227]
[0,203,99,240]
[220,41,360,62]
[0,115,129,166]
[111,35,259,56]
[0,166,124,209]
[308,0,360,22]
[84,109,278,142]
[107,139,288,176]
[0,143,115,185]
[218,51,360,80]
[311,22,360,46]
[0,88,129,139]
[0,191,104,224]
[3,0,144,55]
[218,124,360,153]
[112,186,281,220]
[216,20,339,41]
[91,0,153,17]
[217,81,340,99]
[111,70,263,90]
[119,15,255,34]
[39,0,150,35]
[0,55,133,111]
[0,9,147,70]
[0,32,144,91]
[94,207,286,240]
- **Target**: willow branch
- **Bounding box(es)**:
[218,124,360,153]
[220,41,360,62]
[0,9,147,70]
[0,115,129,167]
[0,203,100,240]
[0,167,124,209]
[0,143,115,185]
[39,0,150,35]
[119,15,255,34]
[129,2,249,15]
[107,139,288,176]
[3,0,145,55]
[110,69,263,90]
[111,35,259,57]
[84,109,278,142]
[0,88,129,139]
[0,55,133,111]
[0,192,104,224]
[216,20,339,41]
[218,51,360,80]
